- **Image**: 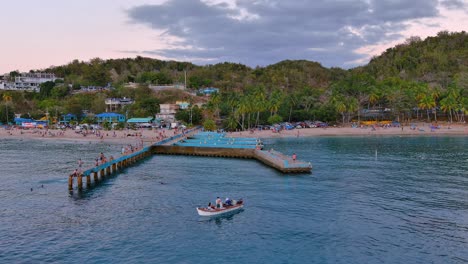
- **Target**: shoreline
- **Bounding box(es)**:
[226,123,468,139]
[0,127,182,146]
[1,123,467,143]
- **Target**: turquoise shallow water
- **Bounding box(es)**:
[0,136,467,263]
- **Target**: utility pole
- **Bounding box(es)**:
[190,105,193,126]
[5,104,8,124]
[184,70,187,90]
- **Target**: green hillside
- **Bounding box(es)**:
[363,31,468,87]
[1,31,466,127]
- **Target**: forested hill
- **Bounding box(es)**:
[361,31,467,87]
[38,31,466,92]
[1,31,466,126]
[44,57,338,92]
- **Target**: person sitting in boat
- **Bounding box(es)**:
[216,197,222,208]
[225,197,232,206]
[207,202,215,210]
[236,199,243,205]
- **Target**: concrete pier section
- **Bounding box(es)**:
[152,145,312,173]
[68,129,311,191]
[154,131,312,173]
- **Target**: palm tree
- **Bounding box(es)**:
[252,86,266,127]
[226,93,239,116]
[418,94,436,122]
[440,95,457,123]
[268,89,282,116]
[331,95,347,124]
[347,97,359,124]
[287,93,299,122]
[461,96,468,123]
[225,114,238,131]
[2,94,13,124]
[210,92,221,119]
[245,95,255,129]
[430,88,440,122]
[413,83,428,120]
[368,90,380,109]
[236,97,249,130]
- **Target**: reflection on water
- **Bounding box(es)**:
[202,208,245,226]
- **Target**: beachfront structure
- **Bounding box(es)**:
[0,73,60,92]
[149,84,185,91]
[105,97,134,112]
[61,113,78,123]
[176,101,190,110]
[13,117,48,128]
[95,112,126,123]
[75,85,114,93]
[156,104,179,123]
[127,117,154,127]
[199,87,219,96]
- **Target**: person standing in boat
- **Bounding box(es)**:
[216,197,222,208]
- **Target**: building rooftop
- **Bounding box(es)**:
[127,117,153,123]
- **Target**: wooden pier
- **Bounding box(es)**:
[68,146,153,191]
[68,128,200,191]
[68,129,312,191]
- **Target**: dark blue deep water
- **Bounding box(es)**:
[0,136,467,263]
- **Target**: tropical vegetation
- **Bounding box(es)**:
[0,31,466,128]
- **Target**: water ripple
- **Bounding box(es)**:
[0,137,467,263]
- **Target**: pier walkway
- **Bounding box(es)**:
[68,130,312,191]
[68,127,200,191]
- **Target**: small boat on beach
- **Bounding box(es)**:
[196,199,244,216]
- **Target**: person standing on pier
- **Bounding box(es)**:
[292,153,297,162]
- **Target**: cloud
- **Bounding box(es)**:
[126,0,445,68]
[439,0,466,9]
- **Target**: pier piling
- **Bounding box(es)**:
[77,174,83,190]
[68,175,73,191]
[67,128,309,192]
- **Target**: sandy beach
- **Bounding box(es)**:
[1,123,466,144]
[227,123,468,138]
[0,127,183,146]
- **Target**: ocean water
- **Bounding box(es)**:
[0,136,467,263]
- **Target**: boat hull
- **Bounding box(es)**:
[196,204,243,216]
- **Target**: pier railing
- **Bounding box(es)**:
[68,127,201,191]
[68,128,311,191]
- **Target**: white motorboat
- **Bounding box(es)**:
[196,200,244,216]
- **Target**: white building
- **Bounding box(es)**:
[0,72,60,92]
[156,104,179,123]
[105,97,134,112]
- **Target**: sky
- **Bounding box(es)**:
[1,0,467,74]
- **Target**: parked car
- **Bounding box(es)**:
[315,121,328,128]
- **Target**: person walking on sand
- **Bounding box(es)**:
[292,153,297,162]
